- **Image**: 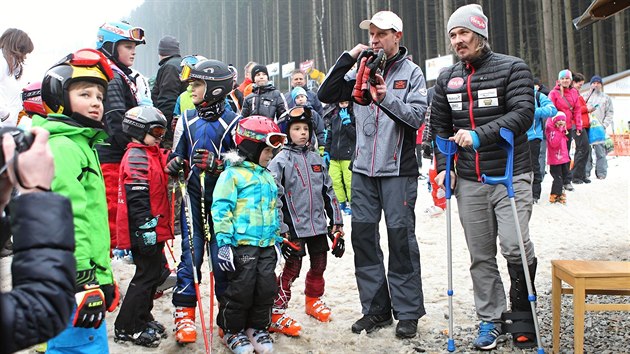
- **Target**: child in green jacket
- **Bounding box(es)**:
[33,48,117,354]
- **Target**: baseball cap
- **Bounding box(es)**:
[359,11,403,32]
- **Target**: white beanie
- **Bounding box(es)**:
[447,4,488,38]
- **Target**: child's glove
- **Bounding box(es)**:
[165,156,186,176]
[192,149,216,172]
[134,216,159,256]
[102,281,120,312]
[281,236,302,259]
[217,245,235,272]
[322,152,330,167]
[73,283,106,329]
[328,227,345,258]
[339,108,351,125]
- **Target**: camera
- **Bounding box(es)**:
[0,127,34,168]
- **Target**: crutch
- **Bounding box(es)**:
[199,170,215,352]
[178,170,211,354]
[480,128,544,354]
[435,136,458,353]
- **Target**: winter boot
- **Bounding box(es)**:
[351,313,393,334]
[246,328,274,354]
[114,327,161,347]
[558,193,567,205]
[502,259,538,349]
[269,309,302,336]
[147,320,167,339]
[342,202,352,216]
[548,194,558,204]
[174,307,197,344]
[305,296,331,322]
[223,330,255,354]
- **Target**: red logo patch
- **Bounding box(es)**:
[469,16,486,29]
[447,77,464,89]
[393,80,407,89]
[311,165,322,173]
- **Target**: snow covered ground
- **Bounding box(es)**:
[4,155,629,353]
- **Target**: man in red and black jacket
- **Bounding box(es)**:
[431,4,538,351]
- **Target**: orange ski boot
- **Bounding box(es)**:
[305,296,331,322]
[174,307,197,344]
[269,309,302,337]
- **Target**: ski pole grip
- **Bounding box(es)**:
[435,135,458,200]
[481,128,515,197]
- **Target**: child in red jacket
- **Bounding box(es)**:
[114,105,173,347]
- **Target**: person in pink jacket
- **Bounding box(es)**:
[545,112,570,204]
[547,69,582,191]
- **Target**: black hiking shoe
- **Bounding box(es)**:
[147,320,167,338]
[114,327,161,348]
[351,313,392,334]
[395,319,418,338]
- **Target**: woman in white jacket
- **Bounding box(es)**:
[0,28,33,127]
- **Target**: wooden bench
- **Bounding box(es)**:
[551,260,630,354]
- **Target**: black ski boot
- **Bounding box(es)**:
[502,258,538,349]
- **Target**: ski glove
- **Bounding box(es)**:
[135,216,159,256]
[102,281,120,312]
[217,245,235,272]
[192,149,216,172]
[339,108,351,125]
[73,283,106,329]
[322,152,330,167]
[328,229,345,258]
[165,156,186,176]
[281,237,302,259]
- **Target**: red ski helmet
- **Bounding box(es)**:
[22,82,46,117]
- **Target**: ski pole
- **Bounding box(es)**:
[199,170,214,352]
[436,135,457,353]
[481,128,544,354]
[178,170,211,354]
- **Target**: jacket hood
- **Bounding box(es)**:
[32,115,108,143]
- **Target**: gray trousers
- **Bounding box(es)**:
[586,143,608,178]
[455,173,536,322]
[351,173,426,320]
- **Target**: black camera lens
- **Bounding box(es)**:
[0,127,34,168]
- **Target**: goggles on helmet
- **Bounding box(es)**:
[179,64,234,83]
[58,48,114,81]
[100,23,145,43]
[288,106,312,119]
[147,124,167,139]
[237,125,286,148]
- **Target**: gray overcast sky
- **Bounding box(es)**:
[1,0,145,84]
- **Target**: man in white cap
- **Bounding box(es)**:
[318,11,427,339]
[431,4,538,350]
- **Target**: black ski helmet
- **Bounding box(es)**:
[284,106,313,143]
[180,59,234,106]
[122,105,167,142]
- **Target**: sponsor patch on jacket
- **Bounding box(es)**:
[311,164,323,173]
[447,93,462,102]
[450,102,463,110]
[394,80,407,89]
[478,88,497,98]
[448,77,464,89]
[479,97,499,107]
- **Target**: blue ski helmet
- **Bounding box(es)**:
[96,21,146,59]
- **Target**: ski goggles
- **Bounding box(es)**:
[127,27,146,42]
[237,125,286,148]
[61,48,114,81]
[287,106,312,119]
[147,124,167,139]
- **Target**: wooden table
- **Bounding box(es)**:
[551,260,630,354]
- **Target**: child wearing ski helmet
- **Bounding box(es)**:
[95,21,149,251]
[17,81,46,129]
[267,106,344,336]
[212,115,287,354]
[165,58,240,344]
[32,48,118,353]
[113,105,173,347]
